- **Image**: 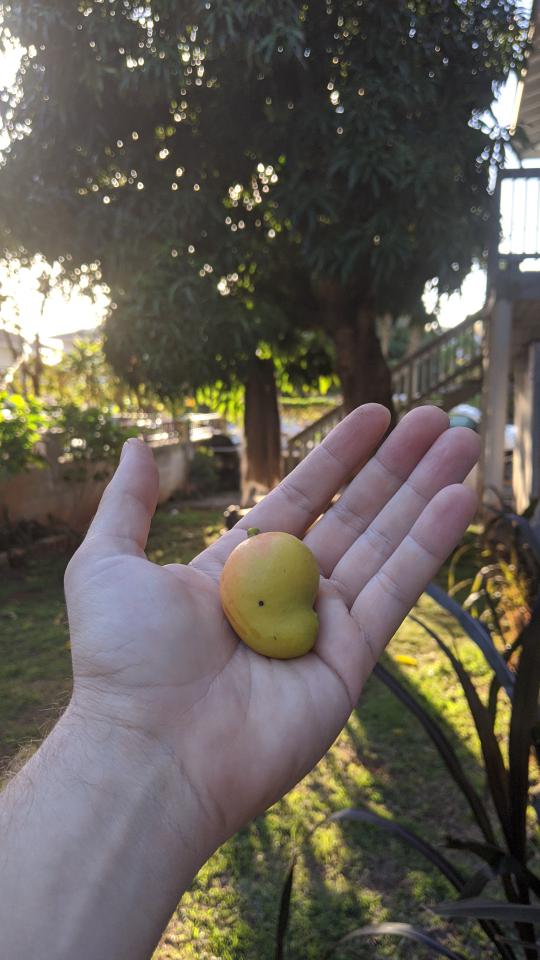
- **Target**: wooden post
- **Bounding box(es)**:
[513,340,540,514]
[480,299,513,508]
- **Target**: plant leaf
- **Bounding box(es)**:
[274,861,295,960]
[324,922,468,959]
[426,583,515,697]
[374,662,496,844]
[436,899,540,925]
[446,839,540,899]
[501,512,540,565]
[493,935,540,951]
[508,606,540,863]
[409,615,512,846]
[326,807,464,889]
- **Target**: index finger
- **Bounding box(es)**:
[192,403,391,577]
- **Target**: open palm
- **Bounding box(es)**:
[65,404,478,847]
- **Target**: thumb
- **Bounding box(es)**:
[84,438,159,557]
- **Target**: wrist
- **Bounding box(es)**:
[62,696,221,872]
[0,699,220,960]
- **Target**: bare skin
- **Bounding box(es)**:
[0,404,479,960]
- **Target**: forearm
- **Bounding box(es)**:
[0,703,214,960]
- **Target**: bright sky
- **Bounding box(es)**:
[0,4,535,338]
[0,257,110,341]
[0,41,111,339]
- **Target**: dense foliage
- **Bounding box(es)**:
[0,389,138,482]
[0,391,45,477]
[0,1,530,418]
[51,404,137,467]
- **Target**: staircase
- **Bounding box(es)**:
[285,311,485,472]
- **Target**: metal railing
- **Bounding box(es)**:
[112,415,190,445]
[284,406,344,472]
[392,313,484,414]
[285,312,485,470]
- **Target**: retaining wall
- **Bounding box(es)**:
[0,441,190,533]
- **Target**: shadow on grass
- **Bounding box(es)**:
[0,552,73,768]
[0,512,501,960]
[0,507,225,771]
[175,642,503,960]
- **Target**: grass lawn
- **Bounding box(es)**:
[0,505,516,959]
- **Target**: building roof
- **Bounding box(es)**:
[514,1,540,157]
[0,329,25,377]
[51,327,100,351]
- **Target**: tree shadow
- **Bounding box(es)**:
[177,624,504,960]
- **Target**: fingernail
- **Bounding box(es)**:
[120,436,145,462]
[120,439,136,462]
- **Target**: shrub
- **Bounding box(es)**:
[52,405,138,481]
[189,446,220,497]
[0,392,45,478]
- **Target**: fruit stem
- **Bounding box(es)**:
[247,527,261,539]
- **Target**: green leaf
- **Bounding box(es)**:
[435,900,540,925]
[508,608,540,864]
[374,662,496,845]
[274,861,294,960]
[426,583,515,697]
[324,922,468,959]
[408,613,512,847]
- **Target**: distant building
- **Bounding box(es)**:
[0,329,25,384]
[485,2,540,512]
[0,324,96,388]
[52,326,101,353]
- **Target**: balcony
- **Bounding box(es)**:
[492,167,540,299]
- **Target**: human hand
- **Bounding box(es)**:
[65,404,479,852]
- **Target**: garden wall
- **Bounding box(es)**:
[0,440,190,533]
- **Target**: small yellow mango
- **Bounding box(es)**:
[220,528,320,659]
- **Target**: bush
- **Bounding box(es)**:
[52,405,138,481]
[189,446,220,497]
[0,392,45,478]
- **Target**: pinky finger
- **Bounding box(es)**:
[351,484,477,664]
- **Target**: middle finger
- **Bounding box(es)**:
[329,426,479,607]
[305,405,450,575]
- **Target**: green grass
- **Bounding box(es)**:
[0,554,72,760]
[0,507,514,959]
[157,595,508,960]
[0,508,222,762]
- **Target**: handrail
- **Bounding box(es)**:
[391,311,481,365]
[285,311,486,471]
[283,405,343,450]
[391,312,484,414]
[111,415,190,444]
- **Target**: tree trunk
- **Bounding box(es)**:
[407,323,423,356]
[242,356,282,506]
[29,334,43,397]
[377,313,394,359]
[331,307,394,415]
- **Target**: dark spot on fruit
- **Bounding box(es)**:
[258,600,265,607]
